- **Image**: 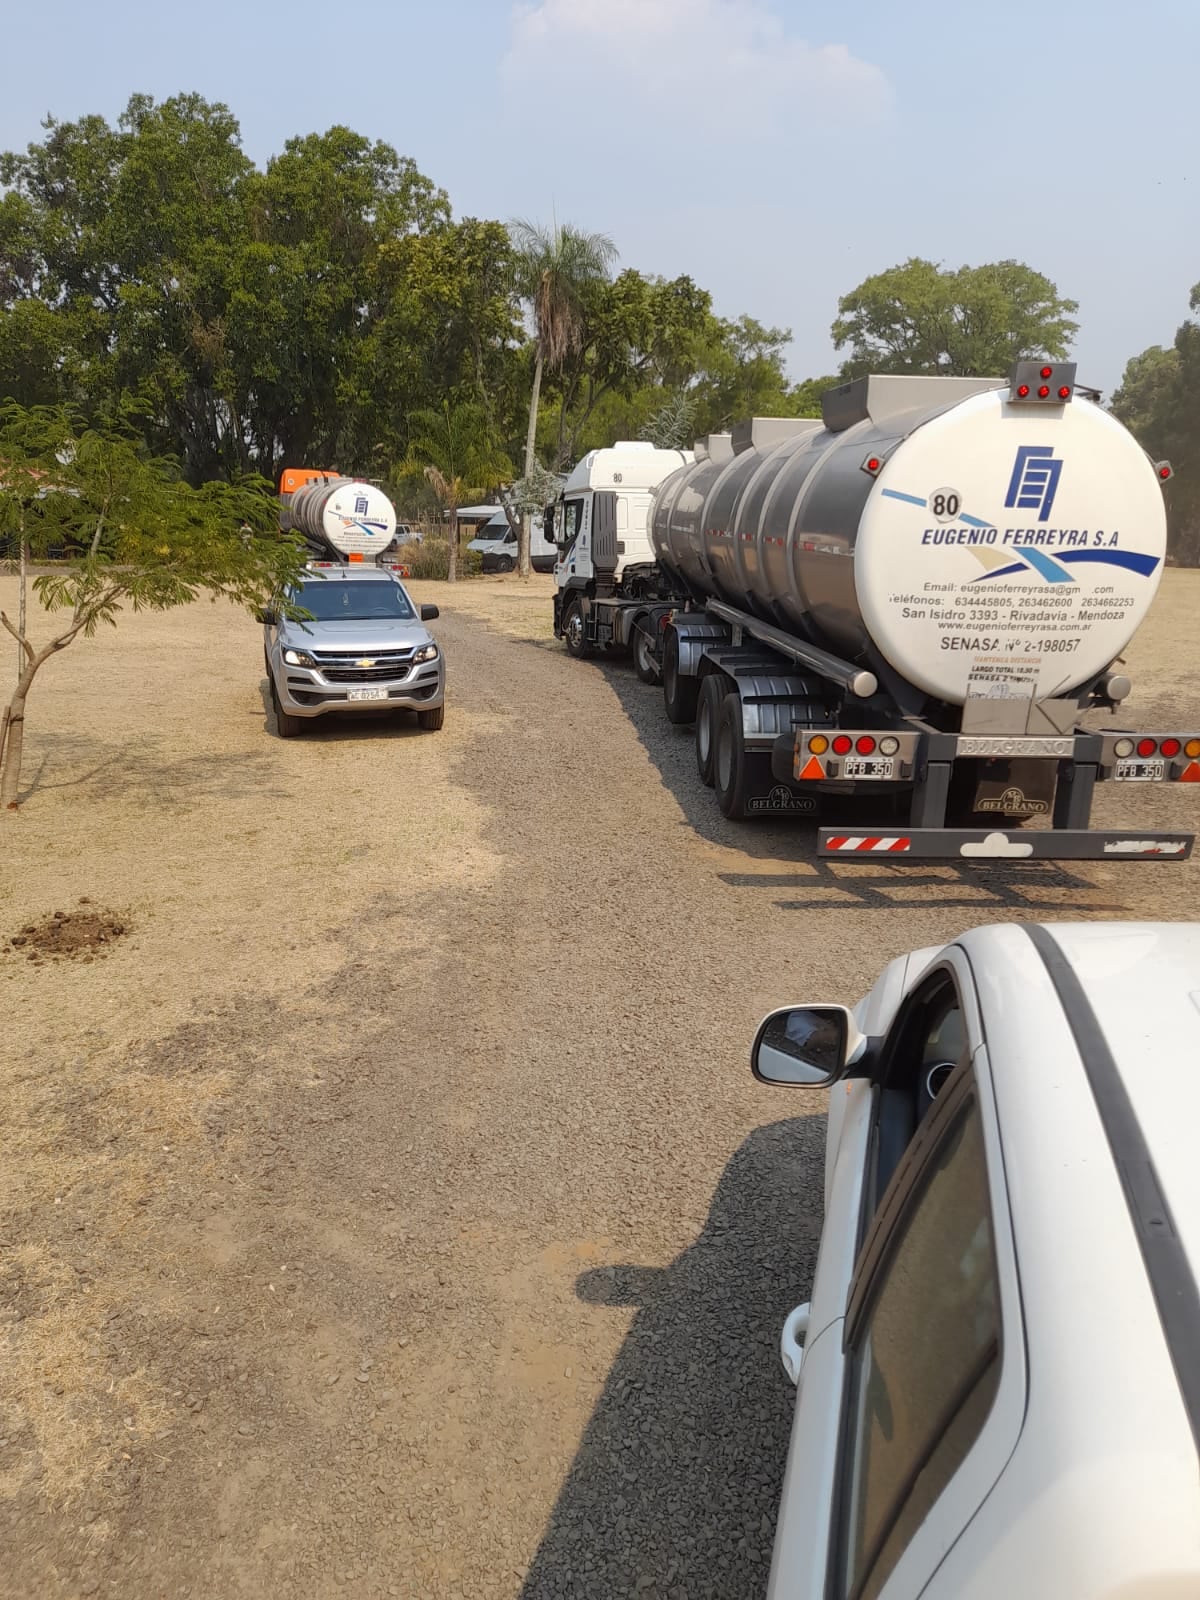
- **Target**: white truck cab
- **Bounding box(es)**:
[551,442,691,590]
[550,443,692,674]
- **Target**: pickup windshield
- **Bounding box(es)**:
[291,579,415,622]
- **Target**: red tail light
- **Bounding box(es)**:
[1161,738,1182,758]
[855,736,877,755]
[832,735,853,756]
[1137,738,1158,758]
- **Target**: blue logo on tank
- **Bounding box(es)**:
[1004,445,1062,522]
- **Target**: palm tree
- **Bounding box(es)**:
[405,401,512,582]
[509,219,617,575]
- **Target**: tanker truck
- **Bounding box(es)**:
[550,363,1199,861]
[279,468,408,568]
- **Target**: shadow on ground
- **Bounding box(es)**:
[257,677,434,743]
[13,726,292,808]
[521,1115,826,1600]
[591,654,1133,917]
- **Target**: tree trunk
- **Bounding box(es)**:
[447,504,458,583]
[0,660,37,810]
[0,614,87,812]
[517,350,545,581]
[523,350,544,482]
[17,536,27,680]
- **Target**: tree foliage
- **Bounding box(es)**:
[832,258,1079,377]
[0,403,304,807]
[1112,286,1200,564]
[403,401,512,582]
[0,93,1117,581]
[509,219,618,574]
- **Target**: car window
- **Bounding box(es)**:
[561,498,585,548]
[290,580,415,622]
[871,976,970,1210]
[841,1089,1001,1600]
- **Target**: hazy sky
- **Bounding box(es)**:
[2,0,1196,397]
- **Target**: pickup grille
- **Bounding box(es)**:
[310,648,415,684]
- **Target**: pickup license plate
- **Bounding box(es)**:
[843,757,895,780]
[1115,758,1165,782]
[347,687,389,702]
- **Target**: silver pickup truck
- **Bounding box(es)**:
[262,565,445,738]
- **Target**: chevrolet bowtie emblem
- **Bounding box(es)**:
[356,658,376,668]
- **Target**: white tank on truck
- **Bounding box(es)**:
[279,469,399,562]
[649,375,1167,709]
[549,364,1198,863]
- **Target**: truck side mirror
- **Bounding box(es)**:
[258,607,278,627]
[751,1004,854,1087]
[420,604,440,621]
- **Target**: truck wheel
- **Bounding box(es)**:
[417,704,445,732]
[713,692,772,820]
[270,675,304,739]
[632,621,661,685]
[663,628,700,724]
[696,673,732,787]
[495,556,514,573]
[563,599,592,659]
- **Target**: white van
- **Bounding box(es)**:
[468,511,556,573]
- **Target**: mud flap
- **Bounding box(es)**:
[818,828,1194,861]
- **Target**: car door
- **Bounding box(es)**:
[768,954,1021,1599]
[828,968,1024,1600]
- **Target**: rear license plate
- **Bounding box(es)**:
[843,757,895,780]
[347,687,389,702]
[1115,758,1165,782]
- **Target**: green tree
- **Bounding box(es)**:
[509,219,617,575]
[833,258,1079,377]
[685,315,798,432]
[0,99,461,485]
[640,392,697,450]
[788,375,840,419]
[542,270,713,465]
[365,217,524,475]
[1112,289,1200,564]
[404,401,512,582]
[0,404,304,809]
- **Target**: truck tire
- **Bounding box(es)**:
[663,628,700,725]
[417,704,445,732]
[695,672,732,787]
[563,598,593,659]
[495,555,514,573]
[632,621,661,685]
[270,675,304,739]
[713,692,773,820]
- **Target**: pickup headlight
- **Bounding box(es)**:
[283,647,316,667]
[413,643,439,664]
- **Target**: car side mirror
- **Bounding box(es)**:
[420,605,439,621]
[751,1004,855,1087]
[258,608,277,627]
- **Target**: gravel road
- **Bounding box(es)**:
[1,570,1195,1599]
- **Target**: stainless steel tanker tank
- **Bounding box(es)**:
[649,375,1004,664]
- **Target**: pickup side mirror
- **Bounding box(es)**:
[258,608,278,627]
[751,1004,855,1087]
[420,604,440,622]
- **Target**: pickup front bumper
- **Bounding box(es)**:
[273,649,444,718]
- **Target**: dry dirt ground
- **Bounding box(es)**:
[0,570,1195,1599]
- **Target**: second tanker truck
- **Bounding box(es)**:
[278,468,408,566]
[550,363,1198,861]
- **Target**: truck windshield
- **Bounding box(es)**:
[292,579,415,622]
